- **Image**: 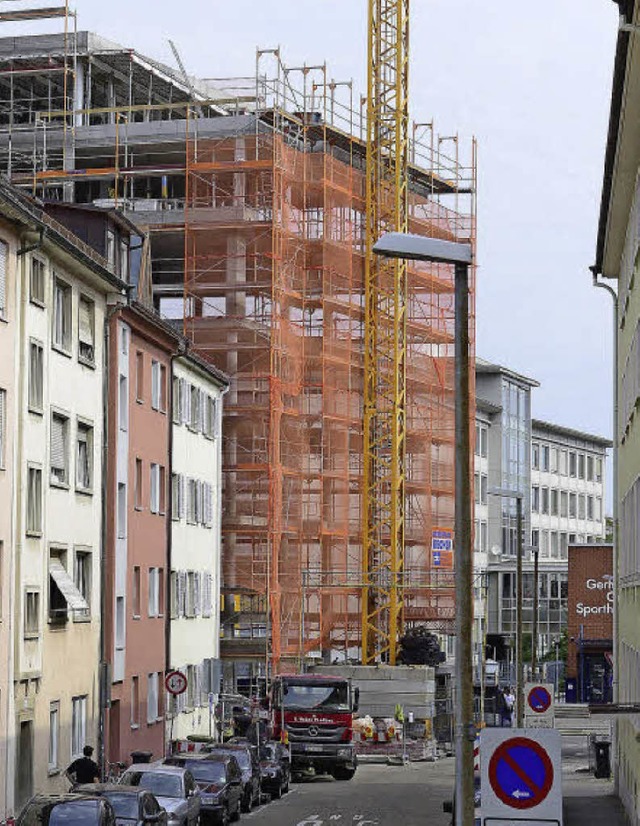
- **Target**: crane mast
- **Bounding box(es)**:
[362,0,410,664]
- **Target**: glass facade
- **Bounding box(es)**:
[500,379,530,555]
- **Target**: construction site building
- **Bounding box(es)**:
[0,29,477,689]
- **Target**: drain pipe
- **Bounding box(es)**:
[590,265,618,791]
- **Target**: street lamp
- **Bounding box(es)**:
[373,231,473,826]
[488,486,525,728]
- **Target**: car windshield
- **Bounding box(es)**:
[123,771,183,798]
[20,800,104,826]
[282,683,349,711]
[186,762,226,785]
[103,793,139,819]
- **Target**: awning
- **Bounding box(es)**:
[49,560,89,611]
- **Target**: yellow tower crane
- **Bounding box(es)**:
[362,0,410,665]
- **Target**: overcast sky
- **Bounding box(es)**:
[15,2,620,443]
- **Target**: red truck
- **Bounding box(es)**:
[269,673,359,781]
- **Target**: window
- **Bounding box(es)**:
[135,458,143,510]
[78,295,95,364]
[160,365,167,412]
[120,325,128,355]
[480,474,487,505]
[559,450,568,476]
[133,566,141,617]
[587,495,594,520]
[49,702,59,771]
[172,474,181,521]
[587,455,594,482]
[560,533,568,559]
[172,377,181,424]
[205,396,219,439]
[531,529,539,549]
[26,465,42,534]
[560,491,568,518]
[596,497,603,521]
[50,412,69,486]
[569,451,577,478]
[117,483,127,539]
[474,472,480,505]
[28,340,44,412]
[550,531,559,559]
[158,568,164,617]
[0,388,5,469]
[74,550,91,617]
[550,447,558,473]
[578,453,585,480]
[578,494,586,520]
[71,696,87,759]
[52,277,72,353]
[0,240,6,319]
[120,240,130,281]
[541,487,549,515]
[147,673,159,723]
[76,421,93,492]
[150,464,163,514]
[30,257,45,306]
[186,571,196,618]
[595,457,603,482]
[148,568,160,618]
[550,489,558,516]
[136,352,144,402]
[569,493,577,518]
[115,596,125,649]
[48,548,68,625]
[119,375,128,431]
[151,361,160,410]
[131,676,139,727]
[540,445,549,472]
[107,230,116,271]
[531,485,539,513]
[24,589,40,637]
[532,443,539,470]
[190,385,199,430]
[540,530,549,558]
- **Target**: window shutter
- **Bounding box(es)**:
[199,390,206,433]
[50,416,65,472]
[183,381,191,425]
[211,397,219,436]
[0,240,6,315]
[0,389,5,468]
[196,663,203,706]
[203,573,212,618]
[179,475,186,520]
[79,299,93,345]
[178,571,187,617]
[194,572,201,616]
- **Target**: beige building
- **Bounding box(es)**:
[0,182,126,815]
[168,354,227,743]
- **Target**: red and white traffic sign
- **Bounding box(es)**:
[527,685,552,714]
[165,670,188,696]
[480,728,563,825]
[524,682,556,728]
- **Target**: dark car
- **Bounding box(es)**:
[73,784,168,826]
[163,755,243,826]
[17,794,116,826]
[258,742,290,800]
[201,744,260,813]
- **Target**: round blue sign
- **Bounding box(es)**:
[527,686,552,714]
[488,736,554,810]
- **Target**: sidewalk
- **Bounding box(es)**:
[563,776,628,825]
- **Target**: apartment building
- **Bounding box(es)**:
[594,0,640,816]
[104,302,179,767]
[0,182,126,814]
[169,355,227,743]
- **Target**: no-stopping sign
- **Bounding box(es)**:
[524,682,555,726]
[165,670,188,696]
[527,685,552,714]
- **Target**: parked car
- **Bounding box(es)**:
[73,784,168,826]
[258,742,290,800]
[119,765,200,826]
[201,745,260,813]
[17,794,116,826]
[162,755,243,825]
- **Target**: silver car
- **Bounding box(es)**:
[119,765,200,826]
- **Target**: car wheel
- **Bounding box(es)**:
[332,767,357,781]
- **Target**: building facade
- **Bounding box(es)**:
[104,303,179,767]
[0,183,125,815]
[594,0,640,817]
[474,361,610,675]
[168,355,226,743]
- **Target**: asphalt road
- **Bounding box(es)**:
[244,761,457,826]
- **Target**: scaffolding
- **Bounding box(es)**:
[0,26,477,672]
[182,51,476,669]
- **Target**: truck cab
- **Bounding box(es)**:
[270,674,359,781]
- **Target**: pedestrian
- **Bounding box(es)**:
[504,686,515,727]
[65,745,100,786]
[497,688,511,727]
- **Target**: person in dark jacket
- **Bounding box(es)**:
[65,745,100,785]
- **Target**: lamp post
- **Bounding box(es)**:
[488,487,525,727]
[373,231,474,826]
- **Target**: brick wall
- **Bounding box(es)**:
[566,544,613,676]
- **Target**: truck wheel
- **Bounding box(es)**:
[332,767,356,781]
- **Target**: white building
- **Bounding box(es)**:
[168,353,227,742]
[0,183,125,812]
